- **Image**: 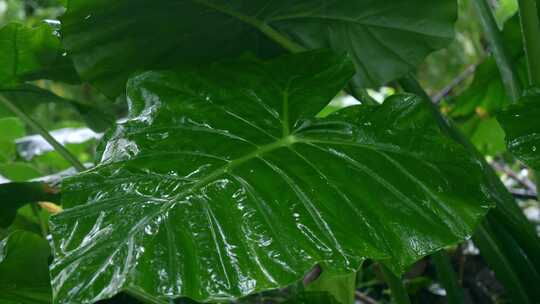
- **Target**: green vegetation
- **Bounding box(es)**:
[0,0,539,303]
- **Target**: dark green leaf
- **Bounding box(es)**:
[0,181,59,228]
[61,0,456,97]
[0,22,79,87]
[0,231,52,304]
[497,89,540,170]
[49,51,492,303]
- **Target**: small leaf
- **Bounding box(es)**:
[61,0,457,97]
[0,22,79,88]
[0,231,52,304]
[0,181,59,228]
[497,89,540,170]
[50,51,492,303]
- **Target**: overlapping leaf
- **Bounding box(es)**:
[498,89,540,170]
[0,231,52,304]
[60,0,456,97]
[446,15,526,155]
[0,22,78,88]
[0,182,59,228]
[50,51,492,303]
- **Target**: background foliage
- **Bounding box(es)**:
[0,0,539,304]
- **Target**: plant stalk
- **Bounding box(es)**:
[0,94,86,172]
[432,251,465,304]
[379,264,411,304]
[31,203,48,239]
[472,0,522,101]
[517,0,540,86]
[193,0,306,53]
[124,287,170,304]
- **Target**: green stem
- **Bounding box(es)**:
[379,264,411,304]
[31,203,48,239]
[0,94,86,172]
[193,0,306,53]
[432,251,465,304]
[518,0,540,86]
[473,221,531,304]
[347,85,379,105]
[472,0,522,101]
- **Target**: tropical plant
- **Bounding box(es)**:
[0,0,539,303]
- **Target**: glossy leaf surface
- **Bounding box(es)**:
[0,231,52,304]
[0,22,78,88]
[61,0,456,97]
[498,89,540,170]
[50,51,491,303]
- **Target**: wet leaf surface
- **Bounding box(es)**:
[50,51,492,303]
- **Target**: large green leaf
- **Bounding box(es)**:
[0,22,78,88]
[497,89,540,170]
[60,0,456,97]
[49,51,491,303]
[0,231,52,304]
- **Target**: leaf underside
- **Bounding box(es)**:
[61,0,456,97]
[50,51,491,303]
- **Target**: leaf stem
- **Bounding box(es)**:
[473,220,531,304]
[517,0,540,86]
[472,0,522,101]
[432,251,465,304]
[0,94,86,172]
[31,203,48,239]
[347,85,379,105]
[379,264,411,304]
[192,0,306,53]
